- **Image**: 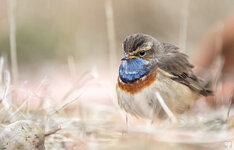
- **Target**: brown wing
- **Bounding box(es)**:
[157,43,212,96]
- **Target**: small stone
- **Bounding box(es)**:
[0,120,45,150]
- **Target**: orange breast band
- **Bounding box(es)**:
[118,71,157,95]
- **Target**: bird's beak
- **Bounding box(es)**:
[121,55,134,61]
[121,55,129,61]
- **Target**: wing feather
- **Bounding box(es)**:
[157,43,212,96]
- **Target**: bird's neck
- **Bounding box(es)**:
[119,58,150,83]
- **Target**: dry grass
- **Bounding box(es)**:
[1,0,234,149]
[7,0,18,84]
[0,57,234,150]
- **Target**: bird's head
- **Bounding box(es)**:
[119,33,163,83]
[121,33,163,62]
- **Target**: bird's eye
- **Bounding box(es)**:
[139,50,145,56]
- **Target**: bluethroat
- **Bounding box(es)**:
[116,33,212,121]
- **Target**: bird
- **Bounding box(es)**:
[116,33,212,121]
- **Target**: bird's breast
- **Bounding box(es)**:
[116,71,200,119]
[117,71,157,95]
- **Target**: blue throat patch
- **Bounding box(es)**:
[119,58,150,83]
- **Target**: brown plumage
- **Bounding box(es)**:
[122,33,212,96]
[116,33,212,120]
[157,42,212,96]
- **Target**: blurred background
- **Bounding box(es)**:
[1,1,234,149]
[0,0,234,105]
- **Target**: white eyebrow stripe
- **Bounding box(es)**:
[126,41,153,55]
[144,42,153,50]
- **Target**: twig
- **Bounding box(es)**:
[67,56,77,80]
[44,126,61,137]
[1,70,11,109]
[62,71,92,101]
[7,0,18,84]
[35,76,49,93]
[49,88,86,116]
[125,113,128,128]
[105,0,117,71]
[226,93,234,122]
[179,0,190,52]
[0,57,4,83]
[8,96,28,120]
[155,92,177,123]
